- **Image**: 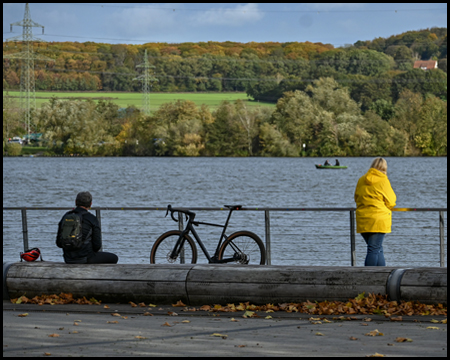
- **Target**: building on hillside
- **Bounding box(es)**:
[413,60,438,70]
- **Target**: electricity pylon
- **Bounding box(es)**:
[3,3,54,137]
[133,49,158,116]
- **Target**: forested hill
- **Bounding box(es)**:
[3,28,446,101]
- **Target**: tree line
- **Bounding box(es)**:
[4,76,445,157]
[3,28,447,111]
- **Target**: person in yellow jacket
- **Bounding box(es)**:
[354,158,396,266]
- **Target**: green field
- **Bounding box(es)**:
[3,91,275,111]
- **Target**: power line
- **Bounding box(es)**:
[69,3,447,14]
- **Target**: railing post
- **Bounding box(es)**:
[439,211,445,267]
[21,208,29,252]
[350,210,356,266]
[95,208,102,251]
[265,210,271,265]
[178,212,185,264]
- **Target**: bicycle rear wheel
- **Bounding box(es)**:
[218,231,266,265]
[150,230,197,264]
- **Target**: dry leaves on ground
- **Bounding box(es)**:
[11,293,101,306]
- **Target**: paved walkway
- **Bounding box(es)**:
[3,301,447,357]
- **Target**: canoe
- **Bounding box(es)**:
[315,164,348,169]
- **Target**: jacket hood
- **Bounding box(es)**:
[364,168,387,185]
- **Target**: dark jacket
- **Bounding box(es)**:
[56,207,102,264]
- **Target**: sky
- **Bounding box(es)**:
[2,3,448,47]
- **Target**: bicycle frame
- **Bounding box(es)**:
[170,207,238,263]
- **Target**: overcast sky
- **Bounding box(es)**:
[3,3,448,47]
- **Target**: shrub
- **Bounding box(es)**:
[6,143,22,156]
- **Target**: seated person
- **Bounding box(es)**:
[335,159,340,166]
[56,191,118,264]
[324,160,331,166]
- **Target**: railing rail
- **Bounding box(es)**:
[3,206,447,267]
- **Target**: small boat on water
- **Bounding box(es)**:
[315,164,348,169]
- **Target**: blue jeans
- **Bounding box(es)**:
[361,233,386,266]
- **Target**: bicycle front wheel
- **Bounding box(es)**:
[150,230,197,264]
[218,231,266,265]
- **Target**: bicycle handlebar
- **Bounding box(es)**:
[165,204,196,223]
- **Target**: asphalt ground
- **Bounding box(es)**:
[3,301,447,357]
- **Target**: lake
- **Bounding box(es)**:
[2,157,447,267]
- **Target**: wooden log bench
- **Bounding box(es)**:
[3,262,447,305]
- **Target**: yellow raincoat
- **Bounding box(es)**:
[354,168,396,233]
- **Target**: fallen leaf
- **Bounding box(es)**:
[366,352,385,357]
[230,318,239,322]
[265,316,273,319]
[236,345,246,348]
[48,334,60,338]
[44,353,51,356]
[129,302,137,307]
[430,319,440,323]
[103,305,110,309]
[121,316,128,319]
[17,313,29,317]
[73,322,79,326]
[138,302,146,307]
[107,321,118,324]
[365,329,384,336]
[148,304,157,307]
[111,313,121,317]
[395,337,413,342]
[363,317,373,322]
[426,326,440,330]
[349,336,358,340]
[74,320,82,322]
[143,312,153,316]
[70,331,78,334]
[243,311,255,318]
[168,311,178,316]
[172,300,187,307]
[211,333,227,338]
[181,320,190,323]
[390,316,403,322]
[134,336,146,339]
[162,322,172,327]
[440,319,447,324]
[316,332,325,336]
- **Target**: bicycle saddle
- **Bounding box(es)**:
[224,205,242,210]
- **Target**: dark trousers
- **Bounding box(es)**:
[86,251,118,264]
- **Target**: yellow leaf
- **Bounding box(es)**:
[367,352,385,357]
[266,309,274,313]
[107,321,119,324]
[265,316,273,319]
[181,320,190,323]
[111,313,121,317]
[430,319,440,323]
[44,353,51,356]
[147,303,157,307]
[73,322,79,326]
[243,311,255,318]
[440,319,447,324]
[211,333,227,338]
[315,332,324,336]
[323,319,332,323]
[365,329,384,337]
[426,326,440,330]
[18,313,29,317]
[103,305,110,309]
[355,292,365,301]
[230,318,239,322]
[48,334,60,337]
[214,304,223,310]
[135,336,146,339]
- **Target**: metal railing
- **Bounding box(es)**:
[2,206,447,267]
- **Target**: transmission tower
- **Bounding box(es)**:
[133,49,158,116]
[3,3,54,138]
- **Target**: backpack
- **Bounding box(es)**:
[60,211,85,250]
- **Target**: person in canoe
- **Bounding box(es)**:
[335,159,340,166]
[324,159,331,166]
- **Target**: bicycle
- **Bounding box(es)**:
[150,204,266,265]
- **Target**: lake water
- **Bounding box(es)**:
[3,157,447,267]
